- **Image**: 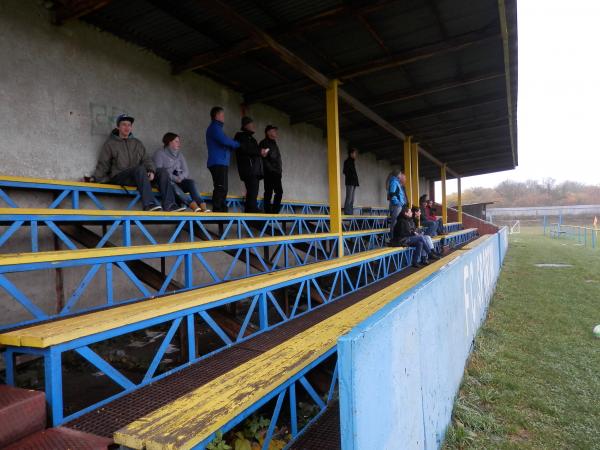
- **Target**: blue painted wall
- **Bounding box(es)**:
[338,230,507,450]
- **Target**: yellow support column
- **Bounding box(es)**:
[457,177,463,224]
[441,164,448,224]
[410,142,420,207]
[403,137,412,206]
[326,79,343,257]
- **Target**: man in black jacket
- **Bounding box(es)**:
[259,125,283,214]
[235,117,267,213]
[343,146,359,215]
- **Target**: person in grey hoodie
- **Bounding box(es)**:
[92,114,179,211]
[153,133,209,212]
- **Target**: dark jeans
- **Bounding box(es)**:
[242,176,261,213]
[422,220,438,237]
[264,173,283,214]
[109,165,175,209]
[344,185,356,215]
[209,165,228,212]
[404,235,427,265]
[436,218,444,234]
[172,178,203,206]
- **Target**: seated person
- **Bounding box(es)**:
[412,207,441,258]
[153,132,209,212]
[389,205,437,268]
[418,195,439,236]
[92,114,180,212]
[426,199,445,235]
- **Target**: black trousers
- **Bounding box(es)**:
[242,176,261,213]
[209,165,229,212]
[263,173,283,214]
[109,165,175,209]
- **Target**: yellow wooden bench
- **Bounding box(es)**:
[458,234,494,250]
[113,251,464,450]
[0,247,405,348]
[0,233,338,268]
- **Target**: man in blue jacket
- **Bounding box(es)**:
[206,106,240,212]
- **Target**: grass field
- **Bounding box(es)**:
[443,228,600,449]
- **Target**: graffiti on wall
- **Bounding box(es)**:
[463,242,497,339]
[90,102,128,135]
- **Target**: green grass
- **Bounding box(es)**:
[443,228,600,450]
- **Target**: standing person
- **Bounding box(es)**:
[387,169,406,237]
[153,133,209,212]
[206,106,240,212]
[234,117,268,213]
[92,114,179,212]
[343,146,359,215]
[259,125,283,214]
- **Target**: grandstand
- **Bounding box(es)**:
[0,1,516,449]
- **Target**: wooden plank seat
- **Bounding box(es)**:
[0,175,329,214]
[0,208,388,252]
[0,246,413,425]
[435,228,478,249]
[458,234,494,250]
[113,250,465,450]
[443,221,462,233]
[0,233,351,329]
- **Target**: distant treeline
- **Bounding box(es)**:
[448,179,600,208]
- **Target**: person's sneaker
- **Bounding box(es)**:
[144,204,162,212]
[421,260,430,266]
[190,201,202,213]
[411,263,423,269]
[428,252,440,260]
[168,204,186,212]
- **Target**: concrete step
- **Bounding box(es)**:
[3,427,112,450]
[0,385,46,448]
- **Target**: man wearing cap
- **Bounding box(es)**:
[93,114,178,211]
[235,117,268,213]
[259,125,283,214]
[206,106,241,212]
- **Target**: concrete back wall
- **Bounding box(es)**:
[0,0,396,208]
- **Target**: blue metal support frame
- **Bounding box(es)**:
[0,210,387,252]
[2,248,411,425]
[0,178,330,214]
[197,349,339,450]
[0,234,346,329]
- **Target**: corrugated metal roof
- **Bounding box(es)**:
[58,0,518,179]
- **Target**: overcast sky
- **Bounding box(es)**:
[440,0,600,195]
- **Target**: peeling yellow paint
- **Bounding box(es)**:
[0,248,403,348]
[114,252,464,450]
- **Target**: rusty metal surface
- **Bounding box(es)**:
[0,385,47,448]
[2,427,112,450]
[65,268,409,438]
[289,401,341,450]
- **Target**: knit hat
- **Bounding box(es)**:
[241,116,254,130]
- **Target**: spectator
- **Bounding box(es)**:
[206,106,240,212]
[92,114,179,212]
[425,198,445,235]
[343,146,359,215]
[259,125,283,214]
[387,169,406,238]
[153,133,209,213]
[389,205,432,268]
[412,206,441,258]
[234,117,268,213]
[419,195,439,236]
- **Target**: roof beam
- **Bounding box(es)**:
[245,25,500,104]
[341,95,506,135]
[195,0,461,177]
[176,0,401,74]
[290,71,505,124]
[422,122,509,143]
[51,0,113,24]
